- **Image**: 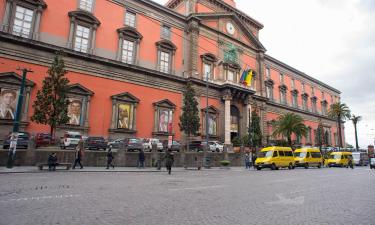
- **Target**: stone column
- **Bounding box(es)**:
[223,93,232,145]
[2,0,12,32]
[84,96,91,128]
[116,33,123,61]
[67,19,75,48]
[186,19,199,77]
[110,101,117,129]
[257,52,265,97]
[90,25,97,54]
[32,6,43,40]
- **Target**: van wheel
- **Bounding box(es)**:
[317,163,322,169]
[288,163,293,170]
[271,164,277,170]
[304,163,309,169]
[256,167,261,170]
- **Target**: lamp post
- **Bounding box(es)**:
[6,68,33,168]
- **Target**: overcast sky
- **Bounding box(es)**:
[153,0,375,148]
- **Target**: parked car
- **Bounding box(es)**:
[60,131,82,149]
[209,141,224,152]
[107,138,124,149]
[293,148,323,169]
[142,138,163,152]
[85,136,107,150]
[327,152,353,167]
[35,132,55,148]
[352,152,369,166]
[3,132,30,149]
[162,140,181,152]
[124,138,144,152]
[370,158,375,169]
[188,141,204,152]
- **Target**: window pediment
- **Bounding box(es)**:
[223,62,241,70]
[201,105,219,114]
[279,84,287,92]
[321,100,328,105]
[117,27,143,40]
[310,96,317,102]
[68,10,101,26]
[156,40,177,52]
[290,89,299,95]
[67,83,94,96]
[111,92,140,103]
[200,53,218,63]
[265,78,274,86]
[0,72,35,87]
[301,93,309,99]
[153,99,176,109]
[17,0,47,8]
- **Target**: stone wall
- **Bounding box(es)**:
[0,149,245,167]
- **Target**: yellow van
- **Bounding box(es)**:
[294,148,323,169]
[255,146,295,170]
[327,152,353,167]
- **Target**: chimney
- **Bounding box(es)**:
[222,0,236,8]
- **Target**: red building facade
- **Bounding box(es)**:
[0,0,343,147]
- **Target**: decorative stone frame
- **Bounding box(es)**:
[321,100,328,115]
[156,40,177,74]
[116,26,143,64]
[1,0,47,40]
[67,10,101,54]
[109,92,139,134]
[290,89,299,108]
[310,96,317,114]
[152,99,176,137]
[264,78,274,100]
[301,93,309,111]
[0,72,34,128]
[201,105,219,138]
[200,53,217,80]
[56,83,94,134]
[223,62,241,83]
[278,84,287,105]
[77,0,96,13]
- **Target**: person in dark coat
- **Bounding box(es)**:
[48,153,58,171]
[73,140,84,169]
[106,148,115,169]
[138,150,145,169]
[165,149,174,175]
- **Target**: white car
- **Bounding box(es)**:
[142,138,164,152]
[60,131,82,149]
[209,141,224,152]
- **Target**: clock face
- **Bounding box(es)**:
[226,22,235,35]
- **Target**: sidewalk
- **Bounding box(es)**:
[0,166,235,174]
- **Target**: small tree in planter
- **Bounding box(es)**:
[220,160,230,168]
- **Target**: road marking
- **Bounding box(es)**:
[0,194,81,203]
[266,194,305,205]
[168,185,225,191]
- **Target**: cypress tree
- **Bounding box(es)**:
[31,52,70,137]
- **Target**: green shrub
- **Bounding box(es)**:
[220,160,230,166]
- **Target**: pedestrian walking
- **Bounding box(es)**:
[106,148,115,169]
[48,152,58,171]
[165,149,174,175]
[73,140,84,169]
[138,149,145,169]
[245,153,251,170]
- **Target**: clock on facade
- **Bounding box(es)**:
[226,22,235,35]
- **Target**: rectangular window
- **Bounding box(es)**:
[322,91,325,100]
[203,63,212,80]
[302,98,308,111]
[121,40,135,64]
[312,101,317,113]
[280,91,286,104]
[266,67,270,78]
[302,83,305,93]
[79,0,93,12]
[227,70,235,82]
[291,79,295,89]
[279,73,284,83]
[266,86,273,100]
[161,25,171,40]
[311,87,314,96]
[292,95,298,108]
[125,11,136,27]
[74,25,90,53]
[159,51,170,73]
[12,6,34,38]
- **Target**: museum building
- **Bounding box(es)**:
[0,0,344,147]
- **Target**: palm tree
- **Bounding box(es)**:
[350,114,362,150]
[328,102,351,148]
[272,113,308,148]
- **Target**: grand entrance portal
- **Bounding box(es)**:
[230,105,240,141]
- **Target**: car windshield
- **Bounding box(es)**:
[294,152,307,158]
[258,151,273,158]
[17,135,29,140]
[129,139,140,143]
[330,154,341,159]
[68,134,82,139]
[352,154,360,159]
[90,137,104,140]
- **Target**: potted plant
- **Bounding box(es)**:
[232,136,242,153]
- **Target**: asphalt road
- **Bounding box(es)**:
[0,167,374,225]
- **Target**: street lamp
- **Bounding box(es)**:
[6,68,33,168]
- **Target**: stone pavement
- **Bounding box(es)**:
[0,167,374,225]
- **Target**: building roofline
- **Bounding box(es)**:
[264,54,341,94]
[166,0,264,29]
